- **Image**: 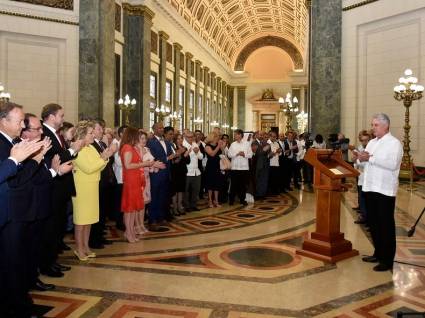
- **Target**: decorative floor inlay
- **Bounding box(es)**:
[42,184,425,317]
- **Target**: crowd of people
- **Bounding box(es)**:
[0,97,403,317]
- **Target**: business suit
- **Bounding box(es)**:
[40,124,76,272]
[0,158,17,227]
[28,161,53,288]
[90,140,116,245]
[0,132,40,317]
[146,136,172,224]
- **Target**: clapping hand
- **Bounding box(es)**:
[358,151,371,162]
[41,137,52,156]
[238,151,245,157]
[10,139,43,163]
[70,139,84,153]
[153,160,166,170]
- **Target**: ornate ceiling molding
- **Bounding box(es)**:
[234,35,303,71]
[9,0,73,10]
[166,0,307,67]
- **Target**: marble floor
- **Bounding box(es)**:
[33,179,425,318]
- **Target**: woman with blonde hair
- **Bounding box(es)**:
[204,131,226,208]
[72,120,115,261]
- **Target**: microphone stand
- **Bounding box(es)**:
[407,207,425,237]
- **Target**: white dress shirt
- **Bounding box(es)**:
[267,139,281,167]
[354,144,366,186]
[43,123,75,156]
[361,132,403,197]
[155,135,167,153]
[297,139,306,161]
[112,139,123,184]
[228,140,253,170]
[185,141,203,176]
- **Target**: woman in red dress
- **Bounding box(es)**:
[120,127,154,243]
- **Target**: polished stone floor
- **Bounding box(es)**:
[33,179,425,318]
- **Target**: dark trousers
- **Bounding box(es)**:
[0,221,33,317]
[293,160,302,187]
[229,170,249,204]
[364,191,396,267]
[219,172,230,203]
[281,158,293,190]
[149,177,169,223]
[268,166,281,194]
[90,184,114,244]
[185,175,201,209]
[28,219,46,286]
[113,184,124,226]
[39,195,67,270]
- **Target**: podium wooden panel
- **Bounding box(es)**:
[296,149,360,263]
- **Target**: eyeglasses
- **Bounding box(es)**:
[27,127,43,132]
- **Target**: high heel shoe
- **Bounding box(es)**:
[208,201,214,208]
[86,251,96,258]
[214,201,222,208]
[124,232,137,243]
[73,250,88,261]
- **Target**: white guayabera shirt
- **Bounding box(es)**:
[361,132,403,197]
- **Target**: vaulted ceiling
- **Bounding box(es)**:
[166,0,308,69]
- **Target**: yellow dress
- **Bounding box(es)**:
[72,144,107,225]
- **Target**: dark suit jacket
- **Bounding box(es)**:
[43,124,76,201]
[0,133,39,223]
[30,161,53,220]
[146,136,173,182]
[0,158,18,227]
[91,140,116,187]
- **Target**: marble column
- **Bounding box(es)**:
[122,4,154,128]
[216,77,222,124]
[173,42,182,116]
[227,85,234,131]
[210,72,216,123]
[158,31,169,113]
[79,0,115,124]
[232,86,238,129]
[309,0,341,137]
[221,81,227,126]
[184,52,193,128]
[194,60,201,128]
[203,66,209,131]
[300,86,306,112]
[237,86,246,130]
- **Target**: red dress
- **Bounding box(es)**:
[120,144,145,212]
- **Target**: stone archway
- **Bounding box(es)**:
[234,36,303,71]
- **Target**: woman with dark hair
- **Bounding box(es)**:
[312,134,326,149]
[120,127,154,242]
[58,122,75,148]
[170,134,190,215]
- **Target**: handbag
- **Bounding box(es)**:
[219,155,231,171]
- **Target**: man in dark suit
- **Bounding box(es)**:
[147,122,173,230]
[41,103,83,277]
[0,101,46,318]
[90,119,117,248]
[21,113,73,292]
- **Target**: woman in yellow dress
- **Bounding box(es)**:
[72,120,115,261]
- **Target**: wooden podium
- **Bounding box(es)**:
[297,148,360,263]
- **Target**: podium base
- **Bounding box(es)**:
[297,236,359,263]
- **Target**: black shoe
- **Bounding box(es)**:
[59,241,71,251]
[362,256,378,263]
[191,207,200,211]
[52,263,71,272]
[354,218,367,224]
[373,263,392,272]
[229,201,234,206]
[185,208,193,212]
[40,266,64,278]
[32,279,55,291]
[241,201,248,206]
[102,239,113,245]
[116,223,125,231]
[287,187,293,191]
[89,242,105,249]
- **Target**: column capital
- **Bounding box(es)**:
[210,72,216,78]
[236,86,247,90]
[158,31,169,40]
[195,59,202,66]
[173,42,183,50]
[216,77,222,82]
[185,51,193,59]
[203,66,210,72]
[122,4,155,19]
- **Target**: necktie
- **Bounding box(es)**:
[99,141,107,151]
[56,131,64,148]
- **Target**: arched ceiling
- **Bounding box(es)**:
[166,0,308,69]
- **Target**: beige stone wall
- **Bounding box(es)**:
[342,0,425,165]
[0,0,79,123]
